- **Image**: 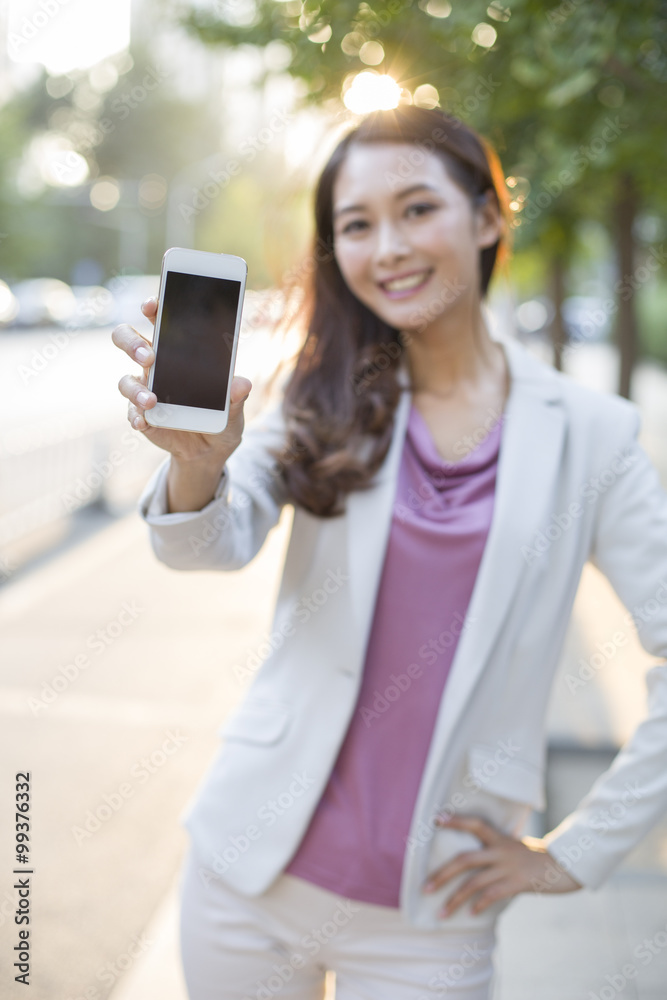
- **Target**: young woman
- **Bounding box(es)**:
[113,107,667,1000]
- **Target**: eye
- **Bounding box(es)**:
[406,202,437,217]
[340,218,369,234]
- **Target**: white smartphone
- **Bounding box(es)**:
[144,247,248,434]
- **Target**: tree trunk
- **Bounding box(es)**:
[549,254,567,372]
[615,172,640,399]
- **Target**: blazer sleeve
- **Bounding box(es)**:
[136,399,290,571]
[543,406,667,888]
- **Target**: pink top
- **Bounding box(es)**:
[285,402,504,906]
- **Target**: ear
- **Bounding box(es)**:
[474,191,502,250]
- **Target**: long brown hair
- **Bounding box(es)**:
[271,105,511,518]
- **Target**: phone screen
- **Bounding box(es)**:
[152,270,242,411]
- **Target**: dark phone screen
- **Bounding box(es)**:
[151,270,242,411]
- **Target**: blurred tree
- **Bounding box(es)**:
[183,0,667,397]
[0,45,224,282]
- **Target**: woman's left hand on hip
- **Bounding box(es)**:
[422,813,583,918]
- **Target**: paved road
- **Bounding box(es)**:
[1,339,666,999]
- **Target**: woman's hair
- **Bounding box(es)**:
[271,105,511,518]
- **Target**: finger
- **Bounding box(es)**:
[435,814,502,846]
[469,880,513,916]
[422,848,497,893]
[439,868,503,917]
[112,323,155,367]
[118,373,157,411]
[141,296,158,325]
[128,401,149,431]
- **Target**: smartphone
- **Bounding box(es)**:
[144,247,248,434]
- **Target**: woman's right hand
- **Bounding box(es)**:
[113,296,252,466]
[113,296,252,512]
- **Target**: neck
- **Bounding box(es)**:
[402,295,501,398]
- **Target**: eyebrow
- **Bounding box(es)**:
[333,183,440,219]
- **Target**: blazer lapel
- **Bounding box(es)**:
[417,338,566,785]
[344,370,412,666]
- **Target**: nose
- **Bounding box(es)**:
[373,217,411,266]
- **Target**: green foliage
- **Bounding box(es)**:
[183,0,667,363]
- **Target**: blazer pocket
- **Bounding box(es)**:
[467,743,545,811]
[218,698,293,745]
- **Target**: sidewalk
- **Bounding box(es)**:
[2,342,666,999]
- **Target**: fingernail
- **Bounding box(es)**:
[136,346,151,362]
[137,390,152,405]
[132,415,144,429]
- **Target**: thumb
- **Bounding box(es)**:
[226,377,253,434]
[229,375,252,407]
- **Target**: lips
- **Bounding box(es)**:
[378,268,433,297]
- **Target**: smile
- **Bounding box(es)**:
[378,269,433,298]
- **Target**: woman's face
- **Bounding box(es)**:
[331,142,501,335]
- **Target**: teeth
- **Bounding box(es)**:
[382,270,430,291]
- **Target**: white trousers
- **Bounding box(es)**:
[179,846,498,1000]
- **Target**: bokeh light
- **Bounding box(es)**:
[359,41,385,66]
[413,84,439,108]
[7,0,131,73]
[138,174,168,212]
[471,22,497,47]
[421,0,452,17]
[343,72,402,114]
[90,177,120,212]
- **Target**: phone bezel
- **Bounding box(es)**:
[144,247,248,434]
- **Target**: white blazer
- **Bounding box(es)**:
[138,334,667,931]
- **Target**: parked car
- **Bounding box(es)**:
[0,280,19,326]
[69,285,116,328]
[10,278,76,327]
[562,295,612,344]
